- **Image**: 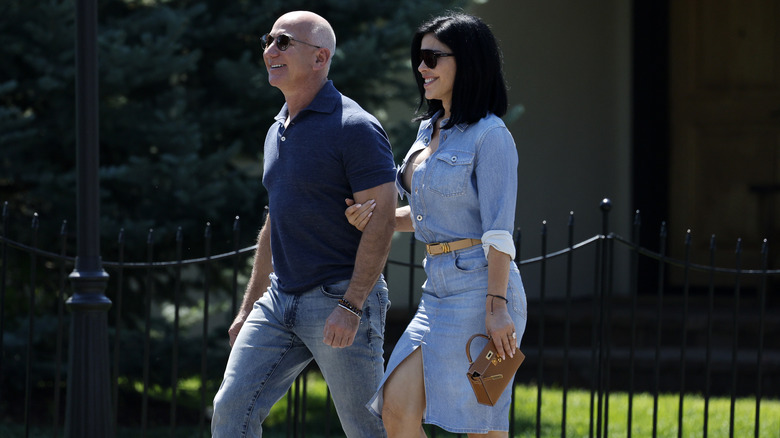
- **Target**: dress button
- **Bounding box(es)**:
[281,136,286,141]
[423,137,429,145]
[416,215,423,221]
[450,155,457,163]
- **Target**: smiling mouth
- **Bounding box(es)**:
[424,77,436,85]
[270,64,285,69]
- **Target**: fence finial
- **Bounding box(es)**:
[600,199,611,236]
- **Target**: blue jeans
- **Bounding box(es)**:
[211,274,389,438]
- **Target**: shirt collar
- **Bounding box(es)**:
[274,80,339,123]
[423,109,469,132]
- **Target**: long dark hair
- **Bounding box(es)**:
[411,12,508,129]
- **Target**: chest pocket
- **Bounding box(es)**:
[427,150,475,197]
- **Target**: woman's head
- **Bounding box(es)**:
[411,13,508,128]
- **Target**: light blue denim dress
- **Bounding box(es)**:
[368,112,528,434]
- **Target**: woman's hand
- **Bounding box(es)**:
[485,297,516,360]
[344,198,376,232]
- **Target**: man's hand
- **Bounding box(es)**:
[322,306,360,348]
[228,310,250,347]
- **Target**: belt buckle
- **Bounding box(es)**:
[426,242,450,255]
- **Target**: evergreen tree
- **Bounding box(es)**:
[0,0,468,257]
[0,0,471,425]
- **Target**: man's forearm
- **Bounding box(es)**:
[239,216,273,317]
[343,182,397,307]
[344,215,394,307]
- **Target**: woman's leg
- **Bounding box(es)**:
[381,347,427,438]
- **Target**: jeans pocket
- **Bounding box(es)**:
[453,248,488,273]
[319,279,350,299]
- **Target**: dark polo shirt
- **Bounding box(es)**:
[262,81,396,294]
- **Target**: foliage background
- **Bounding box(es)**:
[0,0,469,256]
[0,0,469,428]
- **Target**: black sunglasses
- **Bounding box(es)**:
[261,33,322,51]
[420,49,454,69]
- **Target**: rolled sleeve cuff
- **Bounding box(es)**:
[481,230,516,260]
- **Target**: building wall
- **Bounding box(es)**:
[469,0,634,297]
[384,0,634,307]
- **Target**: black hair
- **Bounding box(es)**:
[411,12,508,129]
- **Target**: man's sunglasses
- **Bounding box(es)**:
[261,33,322,51]
[420,49,454,69]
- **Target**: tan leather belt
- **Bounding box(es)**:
[426,238,482,256]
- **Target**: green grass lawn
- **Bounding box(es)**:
[507,385,780,438]
[3,373,778,437]
[264,375,780,438]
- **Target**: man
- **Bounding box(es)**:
[210,11,396,438]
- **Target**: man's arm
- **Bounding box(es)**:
[228,213,273,346]
[323,181,397,347]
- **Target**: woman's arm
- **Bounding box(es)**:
[483,246,517,360]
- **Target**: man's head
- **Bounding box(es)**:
[262,11,336,93]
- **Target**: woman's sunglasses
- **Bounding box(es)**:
[261,33,322,51]
[420,49,454,69]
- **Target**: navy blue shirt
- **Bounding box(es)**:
[262,81,396,294]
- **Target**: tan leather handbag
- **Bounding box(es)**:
[465,333,525,406]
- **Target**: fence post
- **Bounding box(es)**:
[596,198,612,438]
[24,214,39,437]
[652,221,668,438]
[536,220,548,438]
[754,239,769,438]
[627,209,641,438]
[65,0,113,436]
[0,203,7,400]
[53,220,69,436]
[200,222,213,437]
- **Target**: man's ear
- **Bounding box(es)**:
[312,48,331,71]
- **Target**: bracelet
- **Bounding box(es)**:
[486,294,508,315]
[338,298,363,319]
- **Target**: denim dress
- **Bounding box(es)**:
[367,112,528,434]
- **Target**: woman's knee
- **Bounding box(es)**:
[381,348,425,427]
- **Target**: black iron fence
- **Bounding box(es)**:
[1,199,779,437]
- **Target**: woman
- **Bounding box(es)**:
[346,12,527,437]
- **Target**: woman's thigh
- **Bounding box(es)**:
[382,347,425,418]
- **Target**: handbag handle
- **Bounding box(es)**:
[465,333,491,365]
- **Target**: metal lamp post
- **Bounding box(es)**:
[65,0,113,436]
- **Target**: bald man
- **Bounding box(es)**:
[211,11,395,437]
